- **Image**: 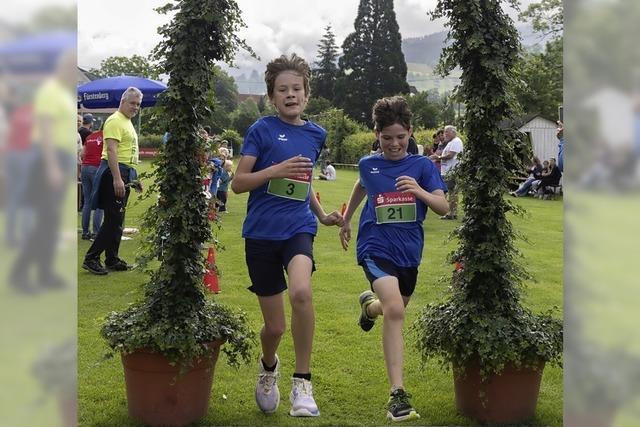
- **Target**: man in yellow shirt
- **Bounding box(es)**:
[82,87,142,275]
[9,49,76,293]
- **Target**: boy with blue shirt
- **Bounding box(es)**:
[231,53,343,417]
[339,96,449,422]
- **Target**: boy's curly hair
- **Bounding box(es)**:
[372,96,412,131]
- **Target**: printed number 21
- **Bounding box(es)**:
[286,183,295,195]
[387,207,403,219]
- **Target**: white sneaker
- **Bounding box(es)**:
[255,355,280,413]
[289,377,320,417]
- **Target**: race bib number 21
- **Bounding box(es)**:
[374,192,417,224]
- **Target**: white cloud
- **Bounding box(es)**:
[77,0,537,72]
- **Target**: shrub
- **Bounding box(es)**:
[341,131,375,164]
[139,134,164,149]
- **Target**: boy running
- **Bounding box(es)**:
[339,96,449,422]
[231,53,343,417]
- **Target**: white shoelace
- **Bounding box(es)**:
[258,371,278,393]
[294,379,313,398]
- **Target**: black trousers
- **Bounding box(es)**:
[84,168,130,265]
[10,148,71,285]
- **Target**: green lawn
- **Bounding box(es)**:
[78,162,563,426]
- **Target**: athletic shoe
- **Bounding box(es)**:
[255,355,280,413]
[358,290,377,332]
[387,388,420,422]
[289,378,320,417]
[82,259,108,275]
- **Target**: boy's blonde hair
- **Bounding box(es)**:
[264,53,311,98]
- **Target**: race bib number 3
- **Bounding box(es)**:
[374,192,417,224]
[267,172,311,201]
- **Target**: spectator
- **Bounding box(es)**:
[532,157,562,198]
[509,156,543,197]
[216,160,233,213]
[78,113,94,144]
[556,121,564,173]
[82,87,143,275]
[317,161,336,180]
[80,129,104,240]
[436,125,463,219]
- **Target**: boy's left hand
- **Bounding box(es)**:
[395,176,421,195]
[319,210,345,227]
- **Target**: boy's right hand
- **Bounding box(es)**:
[270,155,313,179]
[339,223,352,251]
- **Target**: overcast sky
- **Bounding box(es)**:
[76,0,533,75]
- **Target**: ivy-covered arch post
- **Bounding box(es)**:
[413,0,563,419]
[101,0,256,371]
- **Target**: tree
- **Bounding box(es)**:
[336,0,410,125]
[231,98,261,136]
[513,38,562,118]
[206,65,239,133]
[89,54,162,80]
[311,25,340,102]
[519,0,563,40]
[406,90,441,129]
[515,0,563,118]
[305,96,333,117]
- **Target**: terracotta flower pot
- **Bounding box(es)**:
[121,340,223,427]
[453,359,545,424]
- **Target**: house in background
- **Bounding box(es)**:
[517,114,559,162]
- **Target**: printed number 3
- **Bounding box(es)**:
[387,207,403,220]
[286,183,295,195]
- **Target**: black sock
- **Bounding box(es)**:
[293,372,311,381]
[261,359,277,372]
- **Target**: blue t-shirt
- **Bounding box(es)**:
[240,116,327,240]
[356,153,447,267]
[209,157,223,194]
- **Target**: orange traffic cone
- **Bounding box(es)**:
[316,191,321,204]
[204,247,220,293]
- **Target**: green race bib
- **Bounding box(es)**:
[267,172,311,201]
[374,192,417,224]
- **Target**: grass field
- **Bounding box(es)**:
[78,162,563,426]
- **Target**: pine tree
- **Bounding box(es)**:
[336,0,410,125]
[311,25,340,102]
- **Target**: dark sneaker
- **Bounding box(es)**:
[358,290,377,332]
[387,389,420,422]
[105,259,132,271]
[81,233,92,241]
[82,259,108,275]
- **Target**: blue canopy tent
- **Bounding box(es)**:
[0,31,76,74]
[77,75,167,109]
[78,75,168,133]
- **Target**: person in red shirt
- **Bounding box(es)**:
[4,103,34,247]
[80,129,104,240]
